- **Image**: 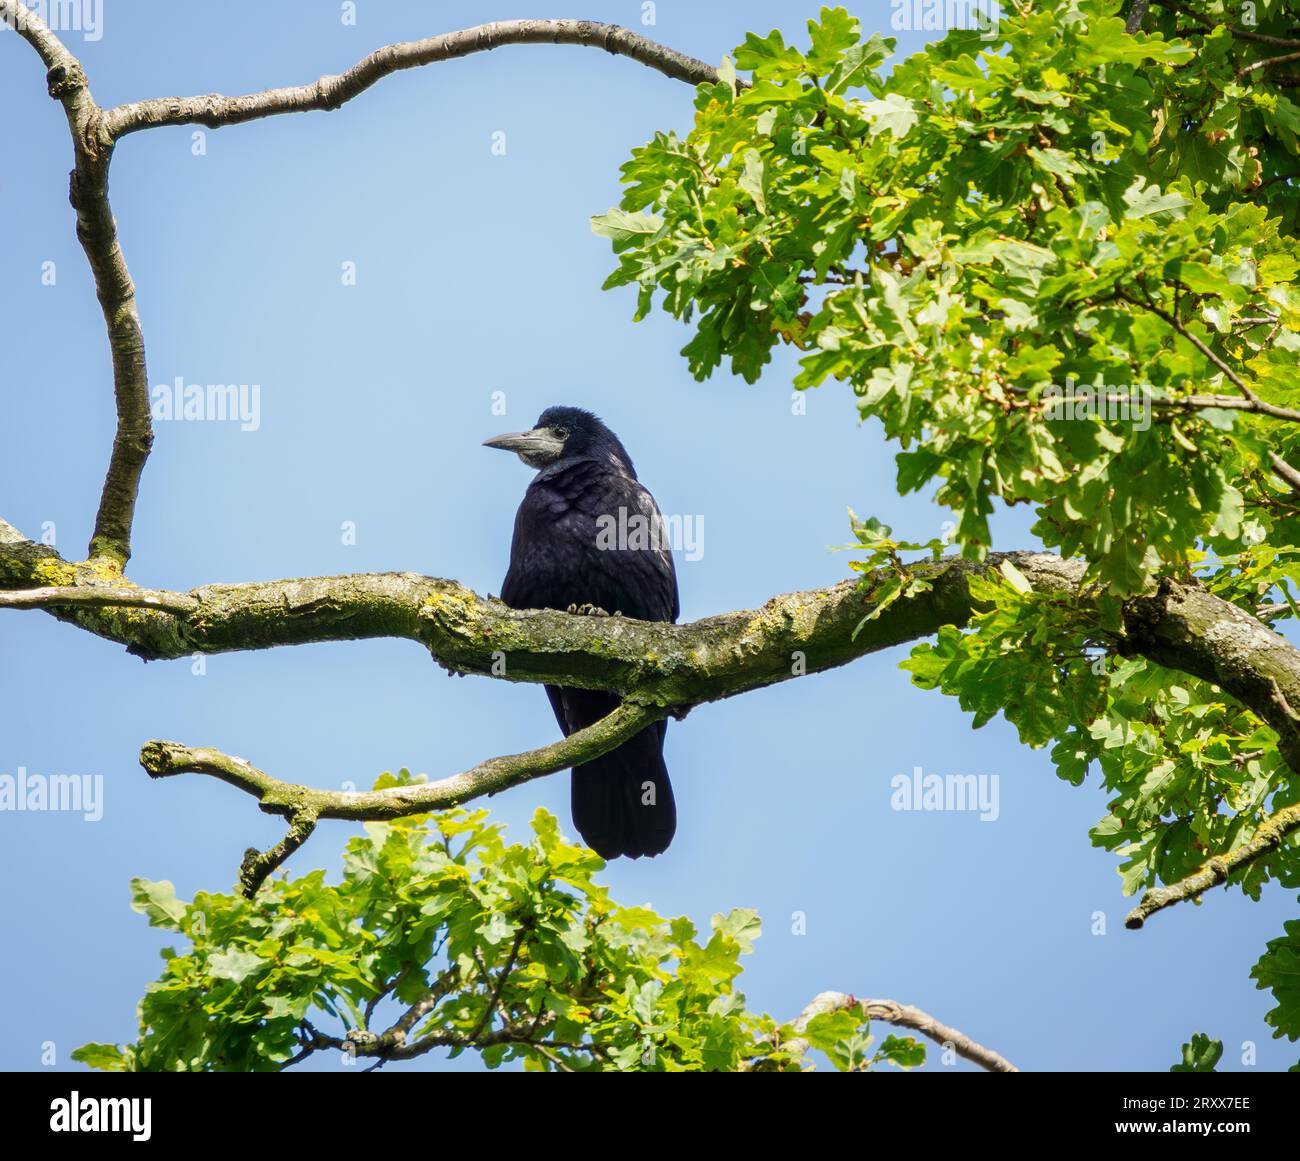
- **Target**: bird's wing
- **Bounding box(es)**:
[501,459,679,624]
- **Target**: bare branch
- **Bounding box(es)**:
[0,0,78,68]
[109,556,1300,912]
[789,991,1018,1073]
[1,0,153,569]
[335,1014,596,1066]
[138,701,667,823]
[103,20,724,138]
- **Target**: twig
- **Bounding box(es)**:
[386,968,463,1045]
[1240,49,1300,80]
[788,992,1018,1073]
[1117,290,1261,400]
[467,928,528,1043]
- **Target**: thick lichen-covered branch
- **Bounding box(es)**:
[1121,576,1300,777]
[1,516,1088,701]
[1125,798,1300,929]
[8,518,1300,783]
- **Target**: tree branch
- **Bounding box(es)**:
[295,977,1014,1071]
[0,520,1087,695]
[96,546,1299,903]
[1118,291,1264,404]
[1125,0,1152,35]
[1027,390,1300,424]
[1,0,152,569]
[1120,577,1300,774]
[1269,451,1300,495]
[383,969,462,1045]
[1156,395,1300,425]
[139,701,667,824]
[1148,0,1300,49]
[9,480,1300,805]
[11,522,1300,779]
[1125,798,1300,928]
[102,20,724,138]
[789,991,1018,1073]
[336,1014,598,1066]
[7,511,1300,774]
[0,0,76,67]
[1240,49,1300,80]
[238,808,318,898]
[1115,292,1300,491]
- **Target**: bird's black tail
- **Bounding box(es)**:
[548,687,676,859]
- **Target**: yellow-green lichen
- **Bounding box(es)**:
[31,558,79,586]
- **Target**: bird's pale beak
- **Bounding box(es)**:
[483,429,544,453]
[483,426,565,466]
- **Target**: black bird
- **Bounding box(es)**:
[485,406,678,859]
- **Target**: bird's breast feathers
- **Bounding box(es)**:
[501,459,678,622]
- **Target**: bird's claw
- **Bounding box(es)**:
[566,603,612,617]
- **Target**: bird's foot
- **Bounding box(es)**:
[566,603,613,617]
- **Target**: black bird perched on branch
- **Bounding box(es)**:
[485,406,678,859]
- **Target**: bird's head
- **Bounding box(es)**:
[483,406,636,475]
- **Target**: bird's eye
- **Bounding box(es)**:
[553,426,569,440]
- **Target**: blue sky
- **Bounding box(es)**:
[1,0,1294,1073]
